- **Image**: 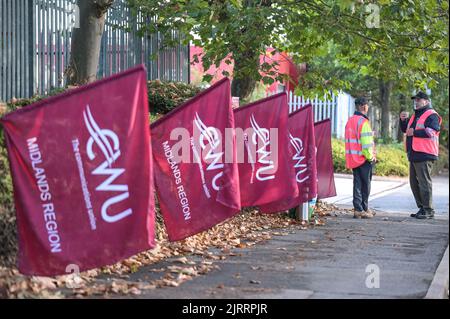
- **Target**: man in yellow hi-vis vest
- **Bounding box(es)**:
[345,97,376,219]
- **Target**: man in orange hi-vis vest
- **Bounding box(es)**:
[400,91,442,220]
[345,97,376,219]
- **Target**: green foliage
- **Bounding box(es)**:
[0,131,13,212]
[433,145,449,175]
[430,77,449,149]
[147,80,201,115]
[129,0,448,99]
[374,143,409,176]
[149,113,163,124]
[242,81,268,104]
[331,138,352,174]
[0,129,14,268]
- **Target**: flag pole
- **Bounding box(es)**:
[301,203,309,222]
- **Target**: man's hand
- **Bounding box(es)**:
[406,128,414,136]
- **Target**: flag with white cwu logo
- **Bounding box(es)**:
[233,93,298,208]
[0,65,155,276]
[259,104,317,213]
[151,78,241,241]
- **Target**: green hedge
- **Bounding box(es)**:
[331,138,352,174]
[374,143,410,176]
[332,138,448,176]
[332,138,409,176]
[433,145,449,175]
[147,80,201,116]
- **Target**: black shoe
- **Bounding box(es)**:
[411,209,425,218]
[416,213,434,219]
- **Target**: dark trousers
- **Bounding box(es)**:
[352,161,373,212]
[410,161,434,215]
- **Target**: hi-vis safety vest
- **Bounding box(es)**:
[406,109,442,156]
[345,115,375,169]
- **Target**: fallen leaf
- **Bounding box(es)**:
[173,257,189,264]
[31,277,57,289]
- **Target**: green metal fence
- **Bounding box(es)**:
[0,0,190,102]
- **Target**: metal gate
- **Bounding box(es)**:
[0,0,190,102]
[287,91,356,139]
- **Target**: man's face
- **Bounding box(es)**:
[414,98,429,109]
[360,104,369,113]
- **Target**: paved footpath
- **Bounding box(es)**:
[329,173,449,216]
[94,174,448,299]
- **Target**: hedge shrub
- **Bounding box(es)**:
[147,80,201,116]
[332,138,409,176]
[332,138,448,177]
[433,145,449,175]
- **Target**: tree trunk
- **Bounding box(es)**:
[231,77,257,100]
[66,0,114,86]
[379,80,393,142]
[230,55,258,100]
[225,2,273,101]
[397,93,407,142]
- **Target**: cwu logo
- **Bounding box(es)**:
[193,112,224,192]
[83,105,132,223]
[250,114,275,182]
[289,133,309,183]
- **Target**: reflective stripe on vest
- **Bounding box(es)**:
[356,116,365,137]
[346,150,363,155]
[406,109,441,156]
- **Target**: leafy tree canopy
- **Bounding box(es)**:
[127,0,448,98]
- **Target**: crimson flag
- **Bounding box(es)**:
[314,119,337,199]
[0,66,155,276]
[151,78,241,241]
[233,93,298,208]
[259,104,317,213]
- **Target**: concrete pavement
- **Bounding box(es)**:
[92,173,448,299]
[326,173,449,216]
[102,211,448,299]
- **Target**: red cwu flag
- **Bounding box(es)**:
[259,104,317,213]
[233,93,298,209]
[0,66,155,276]
[151,78,241,241]
[314,119,337,199]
